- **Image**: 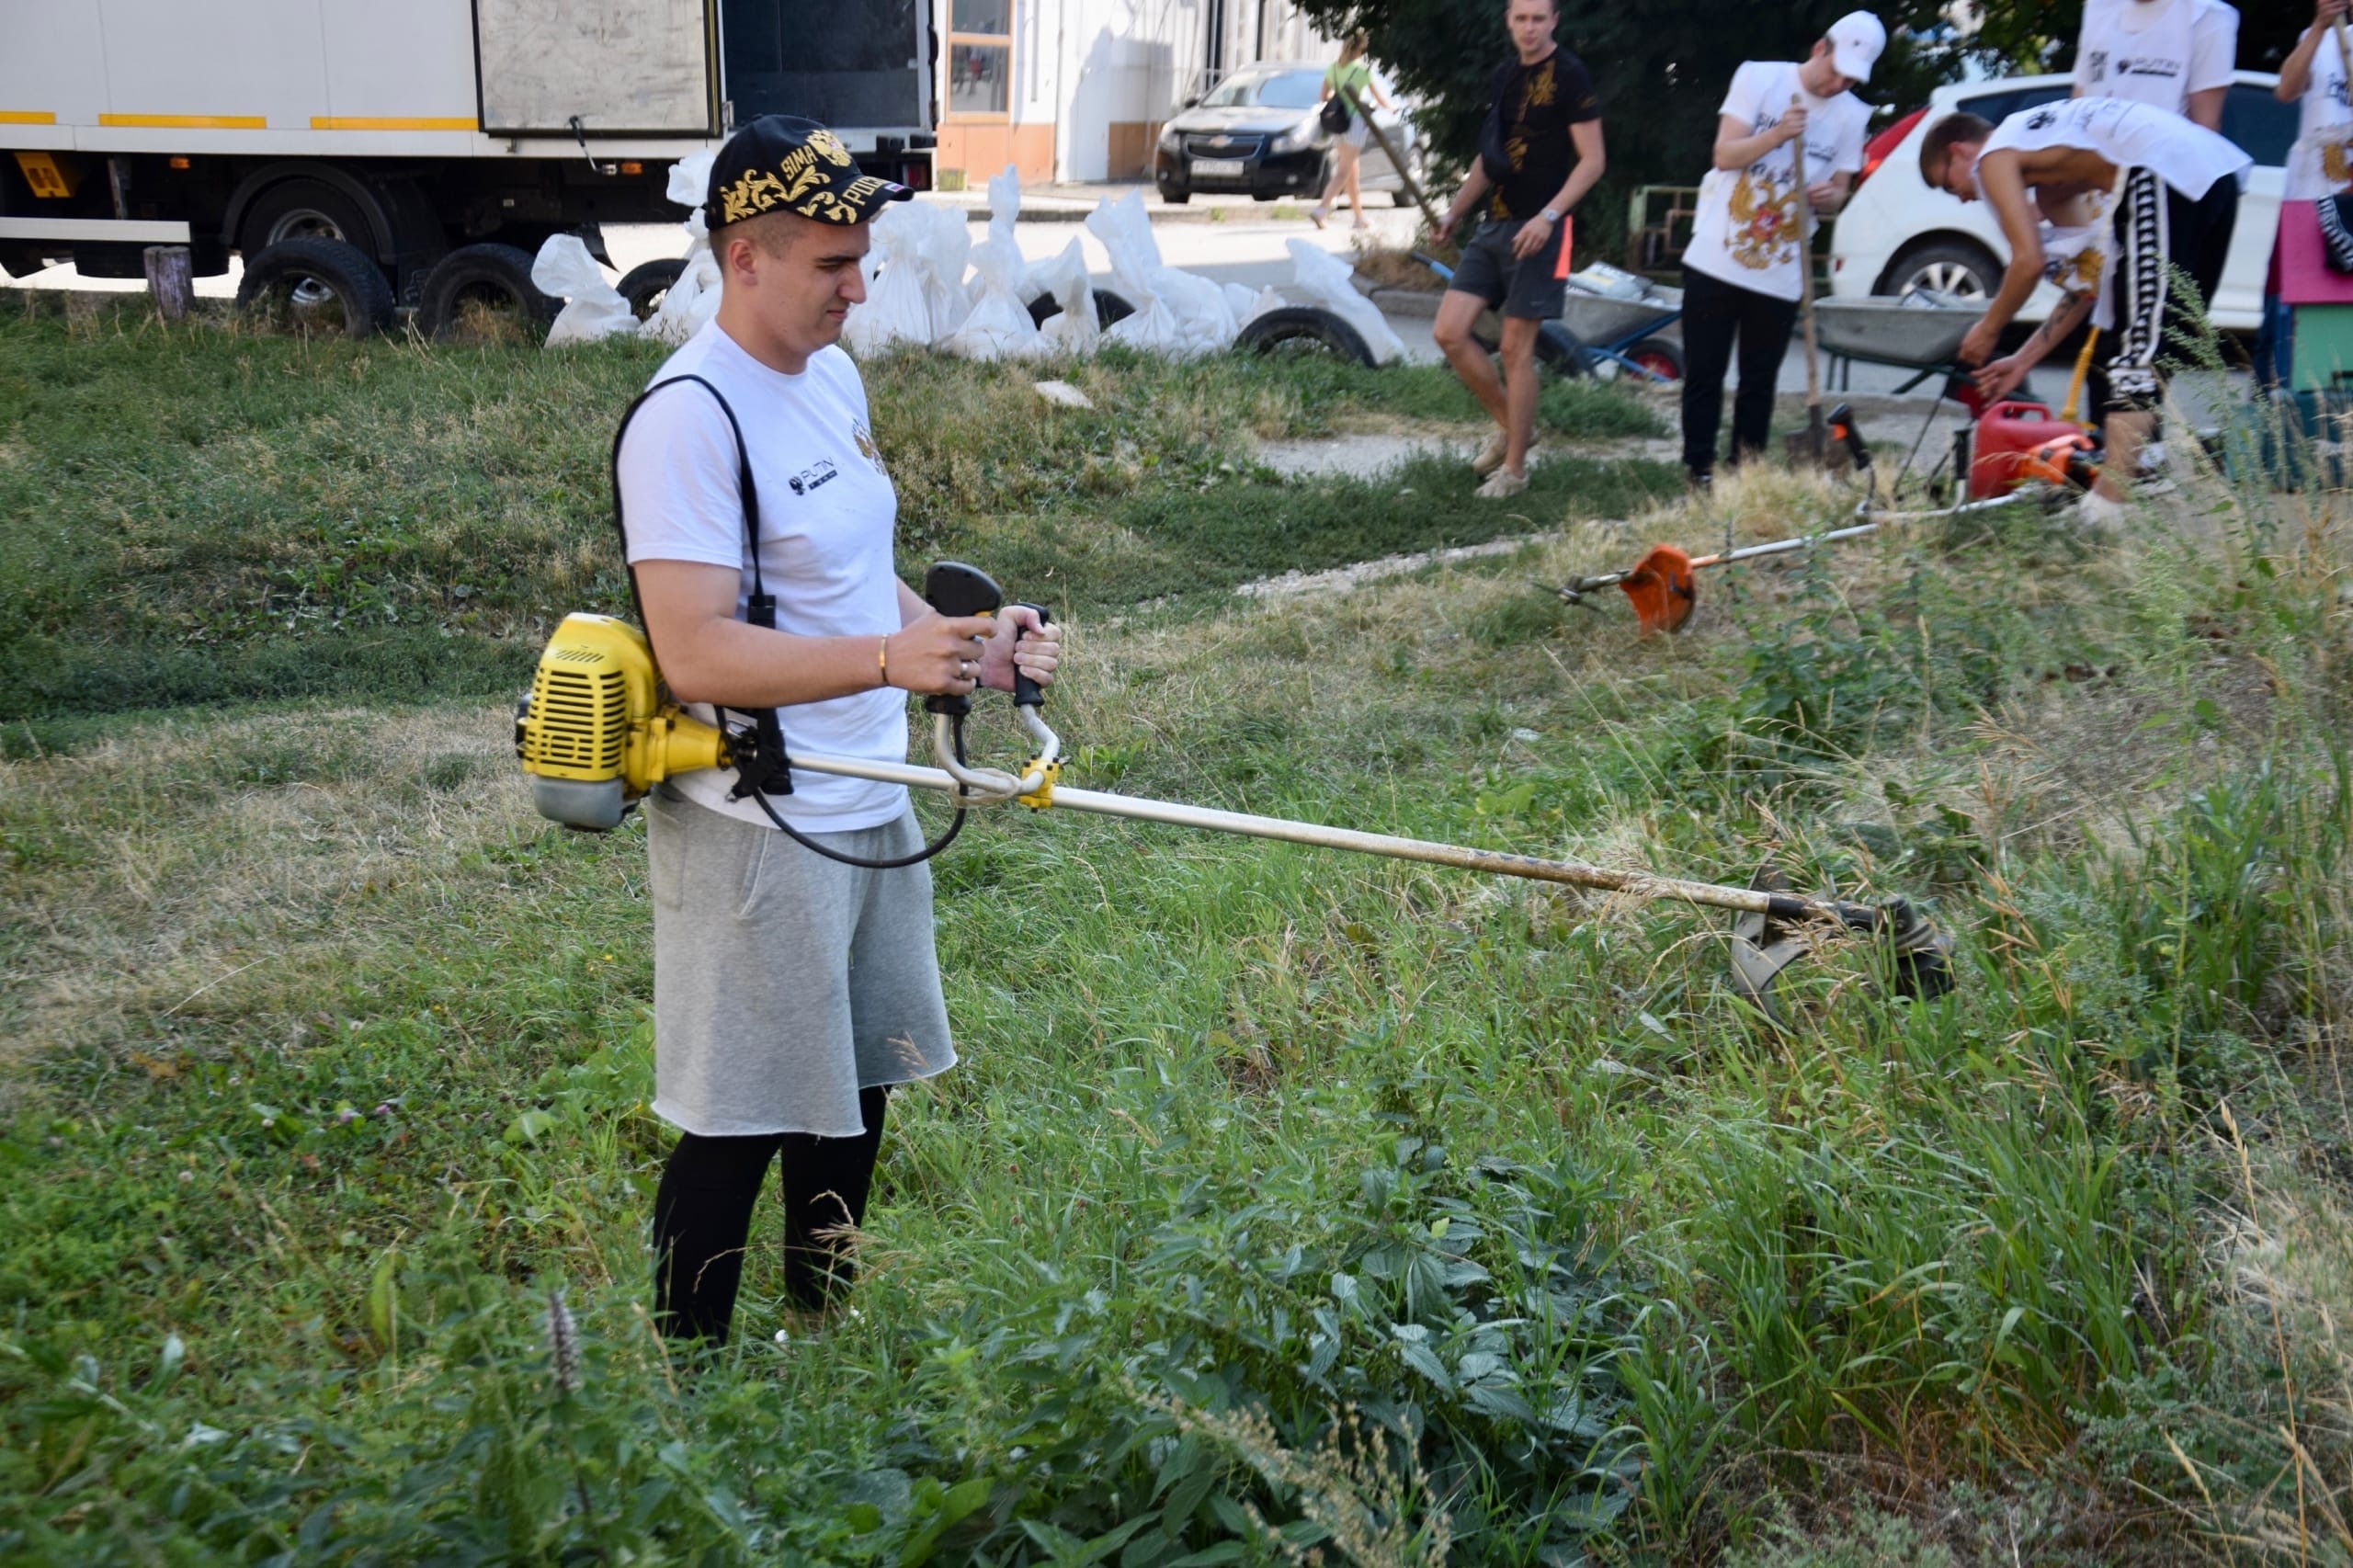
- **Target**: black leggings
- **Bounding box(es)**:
[650,1084,890,1345]
[1678,267,1801,480]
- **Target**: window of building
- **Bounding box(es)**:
[948,0,1014,119]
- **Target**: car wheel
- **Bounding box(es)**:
[1884,240,1999,301]
[233,238,396,338]
[1158,186,1190,206]
[1236,305,1378,368]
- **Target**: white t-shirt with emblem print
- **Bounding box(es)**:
[1681,60,1869,302]
[618,320,909,833]
[2073,0,2238,119]
[2288,22,2353,199]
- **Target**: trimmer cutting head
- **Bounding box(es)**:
[1728,865,1957,1026]
[1619,544,1697,635]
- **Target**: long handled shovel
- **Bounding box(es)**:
[2059,325,2100,426]
[1348,89,1444,234]
[1782,98,1837,471]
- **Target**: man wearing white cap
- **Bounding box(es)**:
[1676,14,1885,487]
[2071,0,2238,132]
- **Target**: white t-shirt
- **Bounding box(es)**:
[1681,60,1870,301]
[1982,96,2251,201]
[2288,25,2353,199]
[2073,0,2239,115]
[617,322,908,833]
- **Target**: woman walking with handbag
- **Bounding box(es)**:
[1313,34,1391,231]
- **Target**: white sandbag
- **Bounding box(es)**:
[667,149,717,247]
[1152,267,1239,354]
[1238,284,1285,328]
[904,201,972,342]
[644,250,722,346]
[942,165,1048,360]
[1287,239,1404,365]
[842,204,932,357]
[1031,239,1100,356]
[1086,189,1231,358]
[1084,187,1166,295]
[531,234,641,346]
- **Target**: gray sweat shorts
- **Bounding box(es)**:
[1449,214,1568,322]
[645,789,957,1139]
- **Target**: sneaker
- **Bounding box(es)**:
[1476,467,1529,500]
[1309,205,1329,230]
[2075,489,2127,531]
[1472,427,1510,475]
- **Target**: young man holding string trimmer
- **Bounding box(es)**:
[1433,0,1606,501]
[1675,14,1883,490]
[1924,97,2248,528]
[617,115,1062,1347]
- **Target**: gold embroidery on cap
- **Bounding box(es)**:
[718,167,790,223]
[717,133,889,224]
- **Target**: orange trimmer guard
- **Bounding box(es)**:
[1620,544,1697,635]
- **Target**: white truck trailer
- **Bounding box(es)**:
[0,0,938,333]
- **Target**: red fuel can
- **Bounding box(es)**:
[1969,400,2095,499]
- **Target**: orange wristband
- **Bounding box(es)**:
[878,633,891,687]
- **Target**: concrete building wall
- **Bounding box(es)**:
[936,0,1334,186]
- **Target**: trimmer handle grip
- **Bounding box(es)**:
[1011,602,1051,708]
[922,562,1003,719]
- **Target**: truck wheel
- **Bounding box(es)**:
[0,243,55,280]
[617,257,688,320]
[236,176,378,259]
[417,244,559,342]
[234,238,396,338]
[1235,305,1378,368]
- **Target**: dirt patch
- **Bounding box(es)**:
[1235,523,1638,600]
[1253,424,1678,480]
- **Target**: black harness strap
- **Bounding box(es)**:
[610,374,790,800]
[608,372,965,870]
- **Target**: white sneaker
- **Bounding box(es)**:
[1476,467,1529,500]
[2075,489,2127,531]
[1472,428,1509,475]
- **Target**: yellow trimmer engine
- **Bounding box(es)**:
[514,614,727,830]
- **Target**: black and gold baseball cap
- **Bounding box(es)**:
[704,115,915,228]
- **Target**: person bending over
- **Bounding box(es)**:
[1922,97,2247,525]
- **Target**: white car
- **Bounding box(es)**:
[1828,69,2295,332]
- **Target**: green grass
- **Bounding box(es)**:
[0,304,1664,722]
[4,301,2352,1563]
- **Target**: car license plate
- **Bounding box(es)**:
[1191,158,1246,179]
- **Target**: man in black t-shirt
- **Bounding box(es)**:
[1435,0,1606,499]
